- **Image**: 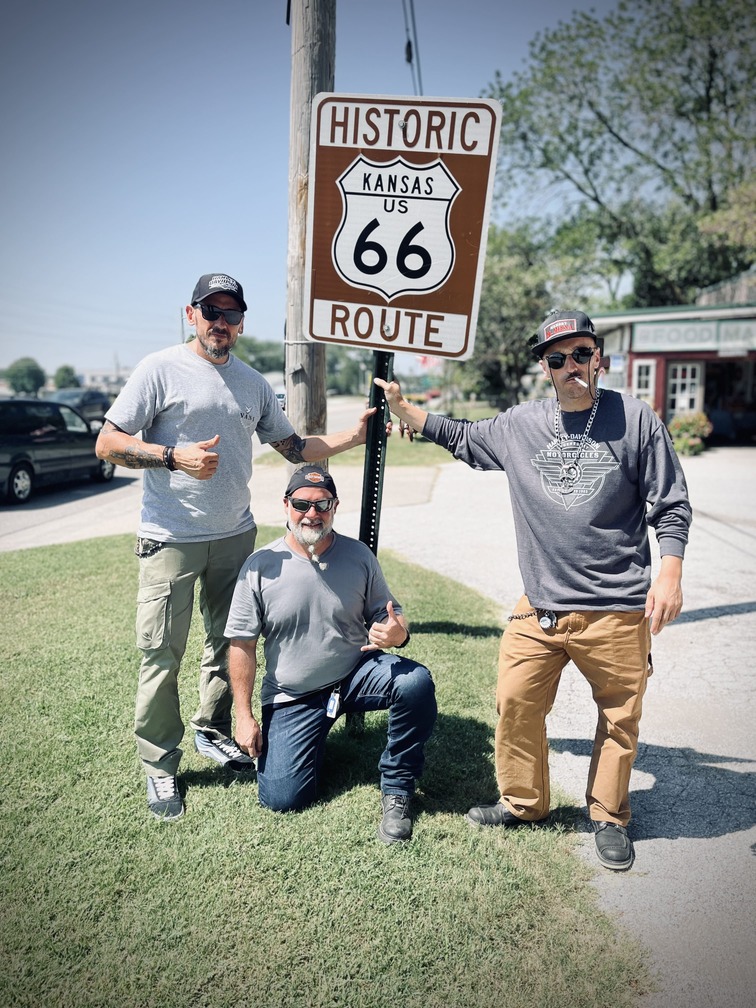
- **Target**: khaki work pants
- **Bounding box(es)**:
[495,595,652,826]
[133,529,257,776]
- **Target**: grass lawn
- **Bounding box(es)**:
[257,401,500,471]
[0,533,651,1008]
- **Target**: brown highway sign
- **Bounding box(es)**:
[304,93,501,361]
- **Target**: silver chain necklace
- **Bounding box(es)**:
[553,390,602,494]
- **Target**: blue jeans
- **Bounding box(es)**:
[257,652,436,811]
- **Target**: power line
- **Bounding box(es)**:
[401,0,423,96]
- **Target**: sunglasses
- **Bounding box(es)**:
[287,497,336,513]
[544,346,596,369]
[194,302,244,326]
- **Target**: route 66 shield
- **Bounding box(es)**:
[332,155,460,301]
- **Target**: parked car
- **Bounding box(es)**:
[45,387,112,422]
[0,399,115,504]
[276,391,287,412]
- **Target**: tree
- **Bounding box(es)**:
[460,222,552,409]
[54,366,79,389]
[234,337,285,376]
[489,0,755,305]
[324,345,373,396]
[698,180,756,253]
[7,357,46,396]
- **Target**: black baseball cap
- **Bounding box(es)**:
[529,310,598,359]
[284,465,338,498]
[191,273,247,311]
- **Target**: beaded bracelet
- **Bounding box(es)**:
[163,445,177,471]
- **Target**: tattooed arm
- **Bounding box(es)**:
[95,420,221,480]
[269,408,377,463]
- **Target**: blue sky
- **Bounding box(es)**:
[0,0,617,378]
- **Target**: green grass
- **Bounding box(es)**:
[0,534,651,1008]
[257,430,453,467]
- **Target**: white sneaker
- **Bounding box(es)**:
[194,731,255,772]
[146,775,184,821]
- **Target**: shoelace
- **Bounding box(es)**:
[385,795,410,814]
[153,776,178,800]
[214,737,245,759]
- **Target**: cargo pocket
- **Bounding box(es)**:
[136,581,171,650]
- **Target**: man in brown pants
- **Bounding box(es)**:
[376,309,692,870]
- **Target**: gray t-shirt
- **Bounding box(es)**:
[106,343,294,542]
[224,532,402,705]
[423,390,692,611]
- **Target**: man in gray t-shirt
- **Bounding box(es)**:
[96,273,375,823]
[225,465,437,844]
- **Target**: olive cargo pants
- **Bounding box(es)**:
[133,529,257,776]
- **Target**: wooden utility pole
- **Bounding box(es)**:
[285,0,335,456]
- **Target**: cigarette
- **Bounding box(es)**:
[574,377,589,388]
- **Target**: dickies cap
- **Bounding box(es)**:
[529,310,597,359]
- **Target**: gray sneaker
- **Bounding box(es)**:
[146,775,184,821]
[194,731,255,772]
[377,793,413,844]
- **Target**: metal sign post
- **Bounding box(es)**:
[359,350,393,554]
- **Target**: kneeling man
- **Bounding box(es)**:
[224,465,437,843]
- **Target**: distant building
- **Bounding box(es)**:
[72,367,132,394]
[593,275,756,441]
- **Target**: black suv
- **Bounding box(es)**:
[0,399,115,504]
[45,387,112,422]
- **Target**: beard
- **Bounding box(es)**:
[198,329,236,360]
[291,516,333,549]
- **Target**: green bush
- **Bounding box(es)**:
[667,411,713,455]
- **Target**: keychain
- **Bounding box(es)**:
[326,687,341,719]
[537,609,557,630]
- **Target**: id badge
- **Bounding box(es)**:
[326,689,341,719]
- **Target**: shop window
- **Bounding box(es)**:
[667,362,703,422]
[631,359,656,407]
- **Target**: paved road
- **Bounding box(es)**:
[2,408,754,1008]
[0,397,369,551]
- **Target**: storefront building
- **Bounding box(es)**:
[592,302,756,441]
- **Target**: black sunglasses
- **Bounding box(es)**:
[544,346,596,369]
[287,497,336,513]
[194,302,244,326]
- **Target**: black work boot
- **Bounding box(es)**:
[593,821,634,870]
[377,793,412,844]
[466,801,547,828]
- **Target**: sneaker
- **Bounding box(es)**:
[593,821,634,871]
[194,730,255,773]
[377,793,413,844]
[465,801,547,828]
[147,775,184,821]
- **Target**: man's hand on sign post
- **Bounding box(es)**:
[374,378,428,435]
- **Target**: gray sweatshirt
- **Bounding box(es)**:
[423,390,691,611]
